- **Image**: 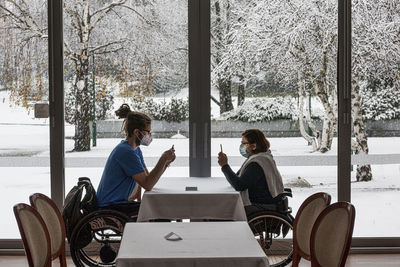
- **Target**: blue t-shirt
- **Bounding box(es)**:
[97,140,146,207]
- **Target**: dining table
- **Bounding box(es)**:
[116,221,269,267]
[136,176,248,222]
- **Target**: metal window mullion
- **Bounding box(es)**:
[48,0,65,209]
[337,0,352,202]
[188,0,211,177]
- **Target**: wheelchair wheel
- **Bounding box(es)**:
[70,209,133,267]
[248,211,294,267]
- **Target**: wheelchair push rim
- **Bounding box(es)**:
[70,210,130,267]
[248,211,294,267]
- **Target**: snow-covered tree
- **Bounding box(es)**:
[0,0,48,108]
[351,0,400,181]
[0,0,188,151]
[222,0,399,181]
[211,0,235,114]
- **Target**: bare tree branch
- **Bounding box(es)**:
[64,40,79,62]
[89,39,128,54]
[89,1,153,33]
[64,5,82,31]
[92,46,124,55]
[1,0,45,37]
[89,0,126,32]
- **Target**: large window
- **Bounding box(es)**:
[0,0,49,238]
[62,0,189,192]
[0,0,399,247]
[351,0,400,237]
[210,0,338,217]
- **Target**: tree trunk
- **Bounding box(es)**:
[297,73,319,151]
[72,0,92,151]
[352,77,372,181]
[320,116,333,153]
[73,51,91,151]
[299,93,318,151]
[237,83,244,106]
[218,78,233,114]
[237,75,245,106]
[312,79,336,152]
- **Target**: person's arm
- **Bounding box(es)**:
[133,149,175,191]
[221,162,263,191]
[128,168,148,201]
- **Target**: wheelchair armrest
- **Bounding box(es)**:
[282,188,292,198]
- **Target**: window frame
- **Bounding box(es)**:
[1,0,399,253]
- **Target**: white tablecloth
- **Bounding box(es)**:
[116,221,269,267]
[137,177,247,222]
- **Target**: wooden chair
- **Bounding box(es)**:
[13,203,51,267]
[30,193,67,267]
[292,192,331,266]
[310,201,356,267]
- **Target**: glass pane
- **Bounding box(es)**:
[0,0,49,238]
[63,0,189,194]
[210,0,338,239]
[351,0,400,237]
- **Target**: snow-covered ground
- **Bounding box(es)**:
[0,91,399,238]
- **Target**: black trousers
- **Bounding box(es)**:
[101,201,141,219]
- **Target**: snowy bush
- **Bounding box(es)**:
[131,97,188,122]
[220,97,298,122]
[361,85,400,120]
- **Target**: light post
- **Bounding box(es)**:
[92,54,97,147]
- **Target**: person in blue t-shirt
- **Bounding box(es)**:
[96,103,176,217]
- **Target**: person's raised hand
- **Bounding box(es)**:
[162,148,175,161]
[218,152,228,167]
[166,151,176,165]
[162,145,176,167]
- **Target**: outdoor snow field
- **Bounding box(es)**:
[0,91,399,238]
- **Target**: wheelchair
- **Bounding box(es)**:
[69,209,137,267]
[246,188,294,267]
[65,178,138,267]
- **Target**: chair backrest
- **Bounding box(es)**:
[30,193,67,267]
[310,201,355,267]
[293,192,331,261]
[13,203,51,267]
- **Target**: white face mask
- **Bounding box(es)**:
[239,144,249,158]
[139,132,153,146]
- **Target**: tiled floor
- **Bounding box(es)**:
[0,254,399,266]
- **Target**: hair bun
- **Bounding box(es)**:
[115,104,131,119]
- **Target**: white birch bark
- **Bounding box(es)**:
[298,75,318,151]
[352,76,372,181]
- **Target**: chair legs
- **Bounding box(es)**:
[292,251,301,267]
[59,250,67,267]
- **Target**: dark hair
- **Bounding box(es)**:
[115,104,152,137]
[241,129,270,154]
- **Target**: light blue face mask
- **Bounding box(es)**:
[239,144,249,158]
